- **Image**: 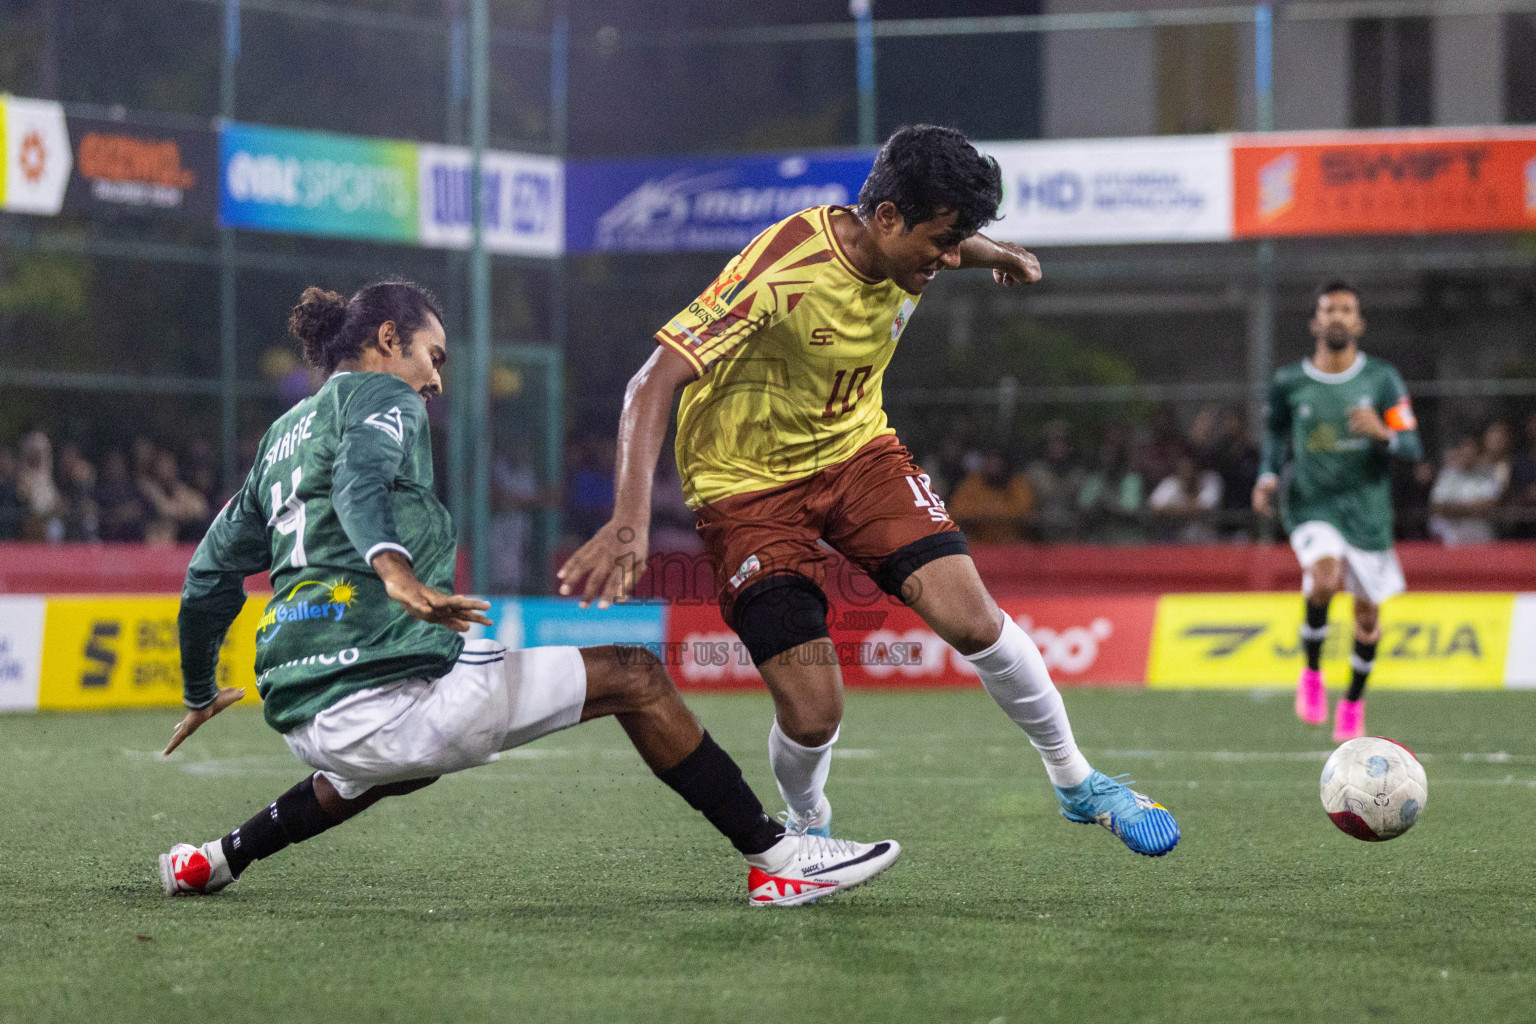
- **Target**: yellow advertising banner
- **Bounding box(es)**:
[37,595,265,710]
[1148,592,1513,689]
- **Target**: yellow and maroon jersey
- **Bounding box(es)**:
[656,205,920,508]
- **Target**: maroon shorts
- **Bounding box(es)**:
[694,434,968,626]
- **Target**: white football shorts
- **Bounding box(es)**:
[1289,520,1406,607]
[283,639,587,799]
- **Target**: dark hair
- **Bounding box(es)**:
[288,278,442,373]
[857,125,1003,235]
[1315,279,1358,302]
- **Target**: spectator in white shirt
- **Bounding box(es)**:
[1148,451,1223,543]
[1429,434,1501,546]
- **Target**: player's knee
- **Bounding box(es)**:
[777,702,842,747]
[939,603,1004,656]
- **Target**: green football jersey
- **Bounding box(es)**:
[179,371,461,731]
[1258,353,1422,552]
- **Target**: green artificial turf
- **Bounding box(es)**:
[1,689,1532,1023]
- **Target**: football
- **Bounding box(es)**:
[1320,737,1428,841]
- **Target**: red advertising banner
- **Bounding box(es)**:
[665,596,1155,691]
[1232,128,1536,238]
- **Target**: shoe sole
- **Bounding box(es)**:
[1063,810,1181,858]
[752,841,902,907]
[157,853,178,896]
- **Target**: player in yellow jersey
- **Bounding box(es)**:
[561,126,1179,859]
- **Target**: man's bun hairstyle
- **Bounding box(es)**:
[288,278,443,373]
[858,124,1003,235]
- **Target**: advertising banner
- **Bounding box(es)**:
[982,135,1233,246]
[220,122,418,242]
[1505,593,1536,689]
[486,596,664,651]
[665,596,1156,691]
[417,145,562,257]
[0,96,71,215]
[0,596,46,711]
[35,595,264,711]
[1232,128,1536,238]
[65,116,217,219]
[565,149,874,254]
[1147,592,1513,689]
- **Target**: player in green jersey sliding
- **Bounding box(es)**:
[1252,280,1422,741]
[159,279,899,906]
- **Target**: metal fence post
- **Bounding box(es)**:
[219,0,240,490]
[468,0,491,593]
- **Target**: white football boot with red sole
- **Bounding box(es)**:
[159,841,235,895]
[748,834,901,906]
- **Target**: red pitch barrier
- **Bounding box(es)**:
[1,541,1533,595]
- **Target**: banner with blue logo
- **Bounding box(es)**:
[564,149,875,254]
[220,122,419,241]
[417,144,563,257]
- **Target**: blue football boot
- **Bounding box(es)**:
[1054,771,1180,857]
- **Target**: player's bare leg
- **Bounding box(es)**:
[1299,557,1345,725]
[1334,596,1379,741]
[757,638,844,836]
[902,553,1179,857]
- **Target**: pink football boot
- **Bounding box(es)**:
[1332,698,1365,742]
[1295,667,1327,726]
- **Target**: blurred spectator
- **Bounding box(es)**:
[1482,420,1513,495]
[17,431,65,542]
[0,447,21,540]
[1076,424,1145,543]
[1429,434,1500,546]
[96,450,148,542]
[949,451,1034,544]
[565,434,616,543]
[1147,451,1222,543]
[1210,407,1260,538]
[1142,405,1186,486]
[56,443,100,542]
[920,428,978,500]
[1509,412,1536,540]
[139,450,209,542]
[131,436,158,482]
[651,453,702,553]
[1026,420,1085,542]
[491,446,542,593]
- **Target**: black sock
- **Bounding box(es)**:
[1301,600,1330,671]
[221,775,340,877]
[1347,637,1377,701]
[656,732,783,857]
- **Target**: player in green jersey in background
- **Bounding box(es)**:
[159,280,900,907]
[1252,280,1423,741]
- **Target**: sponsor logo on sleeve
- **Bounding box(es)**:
[364,407,405,444]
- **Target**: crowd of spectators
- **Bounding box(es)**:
[0,431,218,544]
[920,406,1536,547]
[7,408,1536,557]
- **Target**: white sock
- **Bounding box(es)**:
[768,718,838,821]
[965,614,1092,788]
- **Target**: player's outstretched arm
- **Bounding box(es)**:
[559,346,696,609]
[958,233,1042,287]
[373,550,491,632]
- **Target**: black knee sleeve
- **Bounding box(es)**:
[873,532,970,597]
[733,576,831,666]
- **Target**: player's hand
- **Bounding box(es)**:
[373,550,492,632]
[163,686,246,757]
[1348,405,1392,442]
[1252,476,1277,516]
[991,242,1042,287]
[557,519,649,609]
